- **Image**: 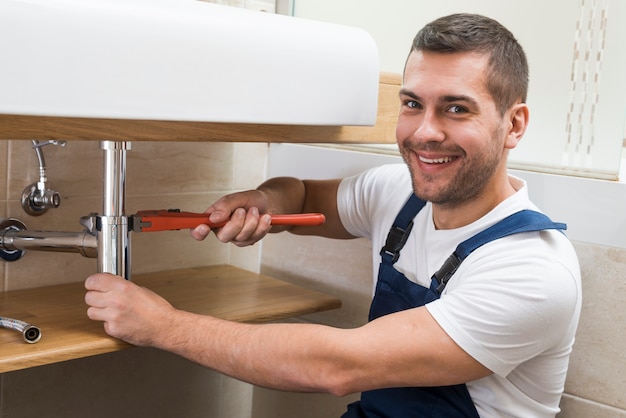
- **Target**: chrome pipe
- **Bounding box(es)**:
[0,229,97,258]
[101,141,129,217]
[98,141,131,280]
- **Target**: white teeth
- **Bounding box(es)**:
[419,156,455,164]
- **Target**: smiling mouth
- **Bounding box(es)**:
[418,155,457,164]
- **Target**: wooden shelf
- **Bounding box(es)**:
[0,265,341,374]
[0,73,401,144]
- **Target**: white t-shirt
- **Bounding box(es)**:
[337,164,582,418]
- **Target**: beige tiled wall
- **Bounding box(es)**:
[558,243,626,418]
[1,140,267,289]
[0,139,267,418]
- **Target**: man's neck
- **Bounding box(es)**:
[432,175,519,230]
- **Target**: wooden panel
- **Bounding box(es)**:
[0,73,401,144]
[0,265,341,373]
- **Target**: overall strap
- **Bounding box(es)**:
[379,194,426,264]
[433,209,567,294]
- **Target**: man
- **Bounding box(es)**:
[85,13,581,417]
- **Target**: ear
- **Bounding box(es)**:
[504,102,529,149]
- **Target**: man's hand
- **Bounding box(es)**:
[190,190,273,247]
[84,273,176,346]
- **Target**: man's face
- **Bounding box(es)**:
[396,50,512,208]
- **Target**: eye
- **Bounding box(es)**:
[447,105,468,114]
[403,100,421,109]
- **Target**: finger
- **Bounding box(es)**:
[232,213,272,247]
[234,207,262,240]
[84,290,107,309]
[86,305,106,321]
[84,273,116,291]
[214,207,247,243]
[207,208,230,224]
[247,213,273,242]
[190,223,211,241]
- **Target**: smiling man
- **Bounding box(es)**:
[85,13,582,418]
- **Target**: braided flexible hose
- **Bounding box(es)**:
[0,316,41,343]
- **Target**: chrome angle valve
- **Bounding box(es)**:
[21,140,65,216]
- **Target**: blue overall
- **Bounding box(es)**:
[342,194,566,418]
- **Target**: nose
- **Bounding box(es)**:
[414,110,446,143]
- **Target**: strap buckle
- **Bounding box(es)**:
[380,221,414,264]
[433,253,462,294]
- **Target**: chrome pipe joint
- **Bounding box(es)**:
[1,141,132,280]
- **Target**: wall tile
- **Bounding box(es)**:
[232,143,269,190]
[8,140,102,201]
[0,140,7,201]
[229,244,262,274]
[564,243,626,410]
[7,140,40,200]
[126,141,234,196]
[261,233,373,328]
[6,191,100,232]
[8,140,237,204]
[559,394,626,418]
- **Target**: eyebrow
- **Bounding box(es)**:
[399,88,479,107]
[399,88,419,100]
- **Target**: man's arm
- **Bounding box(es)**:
[190,177,354,246]
[85,274,492,396]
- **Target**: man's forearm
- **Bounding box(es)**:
[258,177,351,239]
[154,309,350,395]
[256,177,306,213]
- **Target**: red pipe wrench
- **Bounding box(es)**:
[131,209,325,232]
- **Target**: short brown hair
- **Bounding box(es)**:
[410,13,528,115]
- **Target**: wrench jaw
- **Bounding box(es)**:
[129,213,156,233]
